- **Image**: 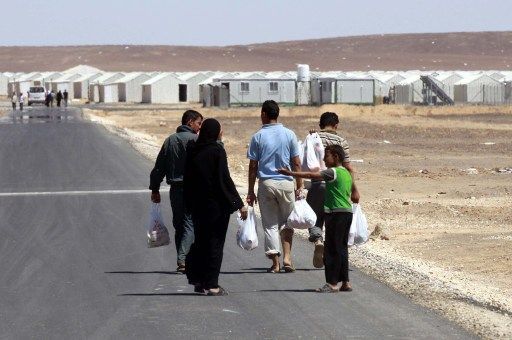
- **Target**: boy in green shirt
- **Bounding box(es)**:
[279,144,353,293]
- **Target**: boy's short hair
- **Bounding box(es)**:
[181,110,203,125]
[261,100,280,119]
[319,112,339,129]
[325,144,345,161]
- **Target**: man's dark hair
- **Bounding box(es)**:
[261,100,280,120]
[319,111,339,129]
[324,144,345,162]
[181,110,203,125]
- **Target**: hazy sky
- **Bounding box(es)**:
[1,0,510,46]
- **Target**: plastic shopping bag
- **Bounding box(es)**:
[146,203,170,248]
[236,206,258,250]
[302,133,325,172]
[348,203,369,246]
[287,199,317,229]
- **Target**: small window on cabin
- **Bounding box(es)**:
[240,82,249,92]
[269,82,278,93]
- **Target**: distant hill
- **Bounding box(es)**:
[1,31,512,72]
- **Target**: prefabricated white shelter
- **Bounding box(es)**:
[112,72,152,103]
[89,73,124,102]
[394,75,424,104]
[141,73,181,104]
[8,72,42,94]
[51,73,82,99]
[176,72,213,103]
[433,72,463,101]
[454,74,505,104]
[370,72,406,99]
[0,73,10,96]
[73,73,102,99]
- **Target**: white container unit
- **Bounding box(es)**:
[73,73,102,99]
[454,74,504,104]
[113,72,151,103]
[0,73,10,96]
[88,73,124,102]
[336,77,375,104]
[394,75,423,104]
[141,73,181,104]
[223,72,296,106]
[176,71,213,103]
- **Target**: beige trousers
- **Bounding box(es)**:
[257,179,295,256]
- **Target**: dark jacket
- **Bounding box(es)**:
[149,125,198,191]
[184,141,243,217]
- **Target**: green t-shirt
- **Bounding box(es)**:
[321,166,353,213]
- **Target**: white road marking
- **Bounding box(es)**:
[0,189,149,197]
[222,309,240,314]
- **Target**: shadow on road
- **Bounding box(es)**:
[105,271,180,275]
[119,293,201,297]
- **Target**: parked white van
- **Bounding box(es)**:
[28,86,46,105]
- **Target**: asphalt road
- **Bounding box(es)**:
[0,107,475,339]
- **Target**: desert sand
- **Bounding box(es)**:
[1,31,512,72]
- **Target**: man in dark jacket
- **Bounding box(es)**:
[149,110,203,273]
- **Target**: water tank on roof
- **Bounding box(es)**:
[297,64,310,82]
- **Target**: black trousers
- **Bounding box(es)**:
[186,211,230,290]
[324,212,353,284]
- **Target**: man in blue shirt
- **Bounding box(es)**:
[247,100,303,273]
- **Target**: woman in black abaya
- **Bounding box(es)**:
[184,118,247,296]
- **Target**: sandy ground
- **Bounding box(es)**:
[3,103,511,338]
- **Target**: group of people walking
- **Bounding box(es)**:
[149,100,359,295]
[11,92,25,111]
[45,89,69,107]
[10,89,69,111]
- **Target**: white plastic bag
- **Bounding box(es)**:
[348,203,369,246]
[287,199,317,229]
[302,133,325,172]
[236,206,258,250]
[146,203,170,248]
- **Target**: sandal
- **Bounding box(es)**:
[282,264,295,273]
[267,265,280,273]
[339,286,353,292]
[316,284,339,293]
[206,286,229,296]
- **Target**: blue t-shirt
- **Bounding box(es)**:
[247,123,299,180]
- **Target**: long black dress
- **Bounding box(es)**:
[184,140,243,290]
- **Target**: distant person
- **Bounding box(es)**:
[56,90,63,107]
[63,89,69,107]
[184,118,247,296]
[18,92,25,111]
[149,110,203,273]
[306,112,360,269]
[45,91,50,107]
[50,91,55,107]
[246,100,303,273]
[279,144,354,293]
[11,92,17,110]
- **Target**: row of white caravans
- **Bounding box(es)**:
[1,68,511,106]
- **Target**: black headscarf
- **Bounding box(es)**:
[196,118,221,145]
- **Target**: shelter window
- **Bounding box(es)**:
[240,82,250,93]
[269,82,279,93]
